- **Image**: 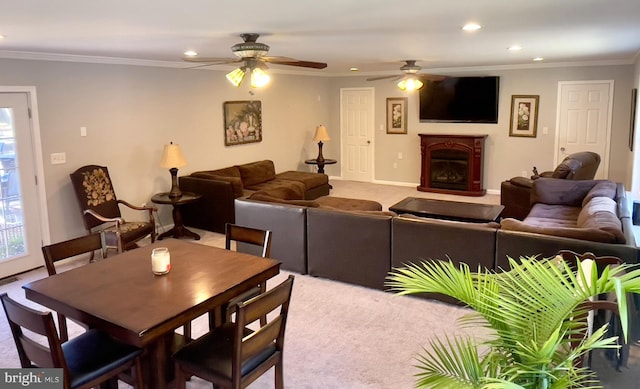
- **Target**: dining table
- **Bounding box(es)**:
[22,239,281,389]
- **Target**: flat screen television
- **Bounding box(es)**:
[419,76,500,123]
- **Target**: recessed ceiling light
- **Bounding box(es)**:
[462,23,482,31]
[184,50,198,57]
[350,67,359,72]
[508,45,522,52]
[533,57,544,62]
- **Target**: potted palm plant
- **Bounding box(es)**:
[387,255,640,388]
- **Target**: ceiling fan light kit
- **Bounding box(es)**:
[397,77,424,91]
[184,33,327,88]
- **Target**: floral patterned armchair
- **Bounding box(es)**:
[69,165,156,254]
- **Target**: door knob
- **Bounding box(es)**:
[367,140,371,144]
[560,147,566,152]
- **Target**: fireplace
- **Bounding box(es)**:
[418,134,487,196]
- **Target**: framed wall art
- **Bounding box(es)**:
[509,95,539,138]
[386,97,408,134]
[223,100,262,146]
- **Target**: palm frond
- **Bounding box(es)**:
[388,254,640,388]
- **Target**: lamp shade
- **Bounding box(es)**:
[160,142,187,168]
[313,125,331,142]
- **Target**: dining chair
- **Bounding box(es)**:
[41,232,106,342]
[69,164,157,255]
[558,250,626,369]
[184,223,273,339]
[1,292,145,389]
[224,223,273,320]
[173,275,294,389]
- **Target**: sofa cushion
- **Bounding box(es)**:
[500,218,621,243]
[190,172,244,198]
[237,160,276,186]
[246,179,305,199]
[577,197,625,243]
[525,203,581,227]
[581,180,617,207]
[316,196,382,211]
[276,171,329,189]
[531,178,596,206]
[210,166,241,178]
[248,192,320,207]
[552,158,582,178]
[250,186,305,200]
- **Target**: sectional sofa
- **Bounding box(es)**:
[234,178,638,296]
[179,160,330,233]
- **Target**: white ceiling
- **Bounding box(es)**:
[1,0,639,76]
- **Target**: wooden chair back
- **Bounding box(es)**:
[1,293,144,389]
[69,165,122,230]
[1,292,66,370]
[42,233,105,276]
[225,223,272,258]
[41,233,105,342]
[173,275,294,389]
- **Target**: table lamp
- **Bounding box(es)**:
[160,142,187,198]
[313,125,330,164]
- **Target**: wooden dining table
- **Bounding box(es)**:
[22,239,280,389]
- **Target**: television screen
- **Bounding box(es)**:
[419,76,500,123]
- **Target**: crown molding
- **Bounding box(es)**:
[0,50,635,76]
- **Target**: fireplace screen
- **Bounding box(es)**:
[430,149,469,191]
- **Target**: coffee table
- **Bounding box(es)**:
[389,197,504,223]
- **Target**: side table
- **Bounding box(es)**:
[151,192,202,240]
[305,158,337,174]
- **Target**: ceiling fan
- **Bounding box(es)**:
[183,33,327,87]
[366,60,445,90]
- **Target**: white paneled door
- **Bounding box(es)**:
[0,93,43,278]
[341,88,374,182]
[556,81,613,179]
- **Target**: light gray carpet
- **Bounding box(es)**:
[0,180,637,388]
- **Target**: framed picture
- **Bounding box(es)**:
[386,97,408,134]
[629,88,637,151]
[223,100,262,146]
[509,95,539,138]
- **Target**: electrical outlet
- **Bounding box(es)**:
[393,162,398,169]
[397,152,403,160]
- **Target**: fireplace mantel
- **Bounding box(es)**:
[418,134,487,196]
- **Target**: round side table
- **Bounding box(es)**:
[151,192,202,240]
[305,158,337,174]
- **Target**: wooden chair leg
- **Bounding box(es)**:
[174,363,187,389]
[275,360,284,389]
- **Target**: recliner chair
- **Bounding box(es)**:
[500,151,601,220]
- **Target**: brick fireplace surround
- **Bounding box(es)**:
[418,134,487,196]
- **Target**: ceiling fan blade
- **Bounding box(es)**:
[366,75,402,81]
[262,56,327,69]
[420,74,448,81]
[182,57,240,64]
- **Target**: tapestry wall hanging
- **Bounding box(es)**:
[223,100,262,146]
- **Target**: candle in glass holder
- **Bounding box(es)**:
[151,247,171,275]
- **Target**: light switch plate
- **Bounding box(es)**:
[51,152,66,165]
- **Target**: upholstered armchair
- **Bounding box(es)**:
[70,165,157,254]
[500,151,601,220]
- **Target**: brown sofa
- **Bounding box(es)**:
[500,151,601,219]
[180,160,330,233]
[234,195,387,278]
[496,178,637,269]
[235,178,638,300]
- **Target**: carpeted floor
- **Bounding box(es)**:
[0,179,638,388]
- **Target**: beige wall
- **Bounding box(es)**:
[327,64,635,191]
[0,59,331,242]
[0,58,636,243]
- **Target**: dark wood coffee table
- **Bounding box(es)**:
[389,197,504,223]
